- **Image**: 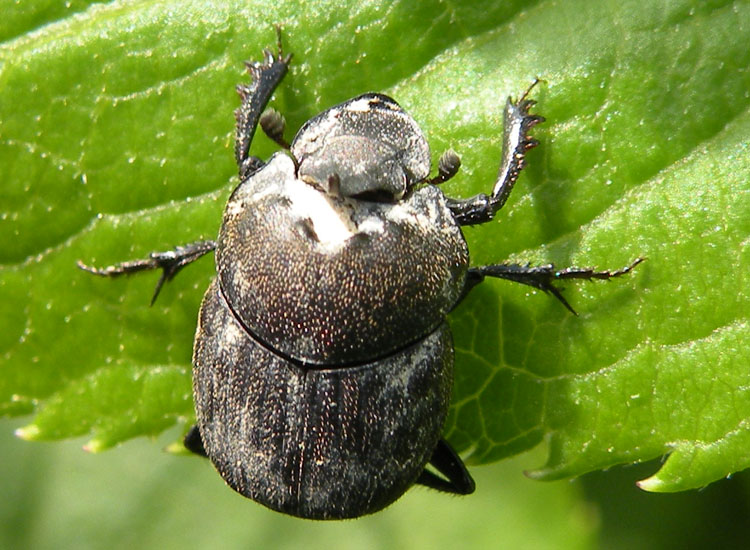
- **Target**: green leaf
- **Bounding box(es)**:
[2,0,748,494]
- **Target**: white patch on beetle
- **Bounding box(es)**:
[345,96,380,113]
[226,197,248,218]
[356,216,385,234]
[284,178,357,248]
[385,191,438,232]
[219,319,245,352]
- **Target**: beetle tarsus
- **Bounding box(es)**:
[234,26,293,171]
[415,439,475,494]
[465,258,645,315]
[447,79,545,226]
[78,240,216,305]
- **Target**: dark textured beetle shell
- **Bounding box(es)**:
[216,95,469,366]
[197,92,471,519]
[193,279,453,519]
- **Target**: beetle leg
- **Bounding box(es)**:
[462,258,644,315]
[77,240,217,305]
[446,80,544,226]
[415,439,475,495]
[183,425,208,458]
[235,25,293,179]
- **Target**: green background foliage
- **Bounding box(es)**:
[2,0,750,546]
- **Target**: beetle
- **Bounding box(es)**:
[79,29,642,519]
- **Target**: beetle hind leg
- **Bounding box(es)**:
[183,425,208,458]
[416,439,475,495]
[77,240,216,305]
[462,258,645,315]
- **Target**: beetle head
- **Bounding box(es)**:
[291,93,431,201]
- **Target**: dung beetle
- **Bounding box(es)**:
[79,29,642,520]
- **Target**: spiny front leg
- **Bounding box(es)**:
[463,258,645,315]
[78,240,216,305]
[235,26,293,178]
[447,80,544,226]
